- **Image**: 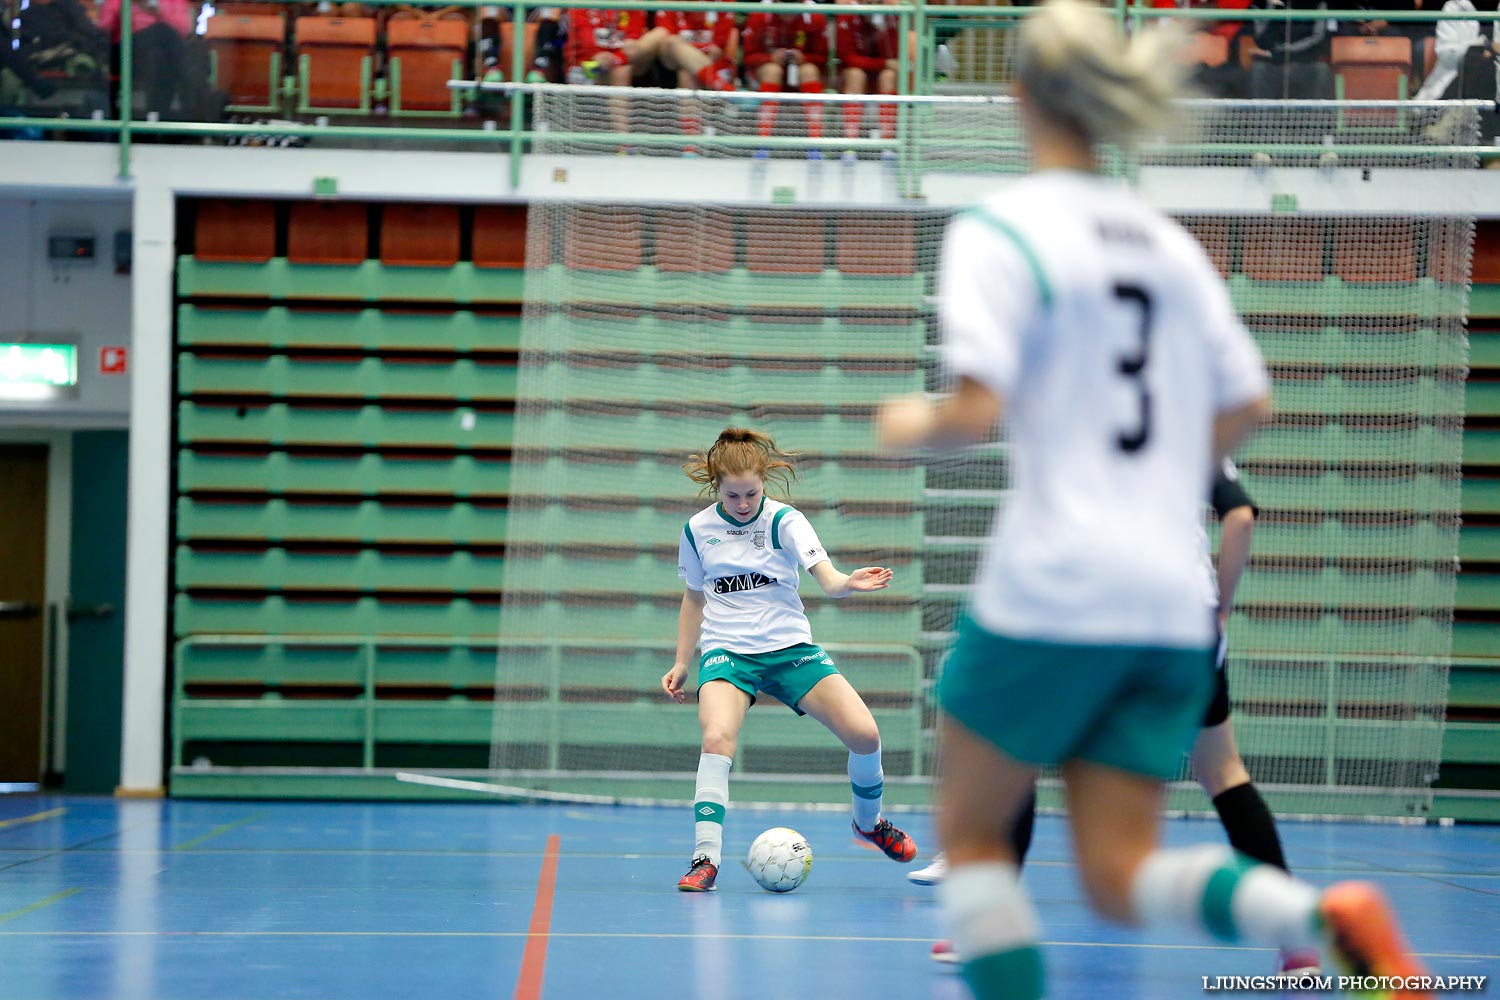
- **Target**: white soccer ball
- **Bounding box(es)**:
[746,827,813,893]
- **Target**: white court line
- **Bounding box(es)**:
[0,929,1493,960]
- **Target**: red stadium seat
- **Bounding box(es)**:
[836,214,915,276]
[656,209,735,274]
[294,16,377,113]
[564,208,643,271]
[1331,36,1411,127]
[205,12,285,111]
[1334,221,1418,284]
[287,202,369,265]
[746,213,826,274]
[498,22,539,77]
[1182,31,1230,69]
[1241,219,1325,283]
[381,204,461,268]
[195,199,276,263]
[1182,217,1233,279]
[387,13,468,116]
[473,205,531,269]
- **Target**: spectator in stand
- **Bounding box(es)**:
[99,0,195,115]
[1415,0,1498,144]
[657,0,738,91]
[1246,0,1334,98]
[479,6,564,84]
[1355,0,1427,69]
[564,8,650,86]
[834,0,903,150]
[1153,0,1252,96]
[742,3,829,150]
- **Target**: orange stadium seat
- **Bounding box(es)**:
[655,209,735,274]
[287,202,369,265]
[195,200,276,263]
[473,205,531,269]
[1335,221,1417,283]
[1331,36,1411,127]
[205,13,285,111]
[564,208,643,271]
[381,204,461,268]
[294,16,377,113]
[1182,31,1230,69]
[746,213,826,274]
[498,22,539,77]
[836,214,915,276]
[387,13,468,116]
[1241,219,1325,282]
[1182,217,1233,279]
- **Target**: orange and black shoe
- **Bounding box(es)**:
[1320,882,1432,999]
[852,818,918,863]
[677,855,719,892]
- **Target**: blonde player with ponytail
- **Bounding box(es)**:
[878,3,1431,998]
[663,427,918,891]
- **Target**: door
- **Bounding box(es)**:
[0,445,49,782]
[65,431,128,794]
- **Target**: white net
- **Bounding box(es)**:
[471,90,1472,818]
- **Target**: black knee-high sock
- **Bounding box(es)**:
[1009,789,1038,868]
[1212,781,1288,871]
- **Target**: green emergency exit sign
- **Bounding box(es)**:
[0,343,78,387]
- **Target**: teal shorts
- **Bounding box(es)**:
[698,643,840,716]
[938,616,1215,781]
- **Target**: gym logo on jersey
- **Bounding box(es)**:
[725,529,748,536]
[712,572,779,594]
[753,530,766,549]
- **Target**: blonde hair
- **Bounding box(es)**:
[683,427,798,497]
[1016,0,1188,149]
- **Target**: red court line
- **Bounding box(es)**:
[514,834,561,1000]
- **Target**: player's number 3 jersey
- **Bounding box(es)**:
[943,171,1269,649]
[678,498,830,655]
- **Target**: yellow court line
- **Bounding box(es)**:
[0,889,82,926]
[0,808,66,831]
[171,813,266,852]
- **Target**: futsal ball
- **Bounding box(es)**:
[746,827,813,893]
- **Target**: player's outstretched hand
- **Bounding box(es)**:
[662,663,689,704]
[876,393,936,451]
[847,566,893,592]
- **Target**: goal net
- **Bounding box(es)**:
[470,90,1473,819]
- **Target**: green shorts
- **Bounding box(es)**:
[698,643,840,716]
[938,616,1215,781]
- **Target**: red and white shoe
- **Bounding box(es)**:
[852,818,918,863]
[1277,947,1322,978]
[930,939,960,965]
[676,855,718,892]
[1319,882,1431,999]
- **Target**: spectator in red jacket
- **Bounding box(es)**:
[743,5,829,146]
[834,0,903,144]
[99,0,193,115]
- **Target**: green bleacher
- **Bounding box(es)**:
[168,200,1499,818]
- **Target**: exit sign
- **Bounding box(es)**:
[0,343,77,387]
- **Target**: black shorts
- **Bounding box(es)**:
[1201,629,1231,728]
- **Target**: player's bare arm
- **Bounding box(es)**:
[807,560,892,599]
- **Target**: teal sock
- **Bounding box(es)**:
[963,946,1045,1000]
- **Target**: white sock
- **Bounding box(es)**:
[848,747,884,831]
[692,752,731,866]
[938,861,1044,999]
[1131,845,1321,948]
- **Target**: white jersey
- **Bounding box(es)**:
[943,171,1269,649]
[678,497,831,655]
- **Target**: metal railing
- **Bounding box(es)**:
[2,0,1497,181]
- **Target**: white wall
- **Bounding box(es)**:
[0,198,134,428]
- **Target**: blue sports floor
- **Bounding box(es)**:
[0,796,1496,1000]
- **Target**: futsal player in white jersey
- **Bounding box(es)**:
[877,2,1430,997]
[662,427,919,892]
